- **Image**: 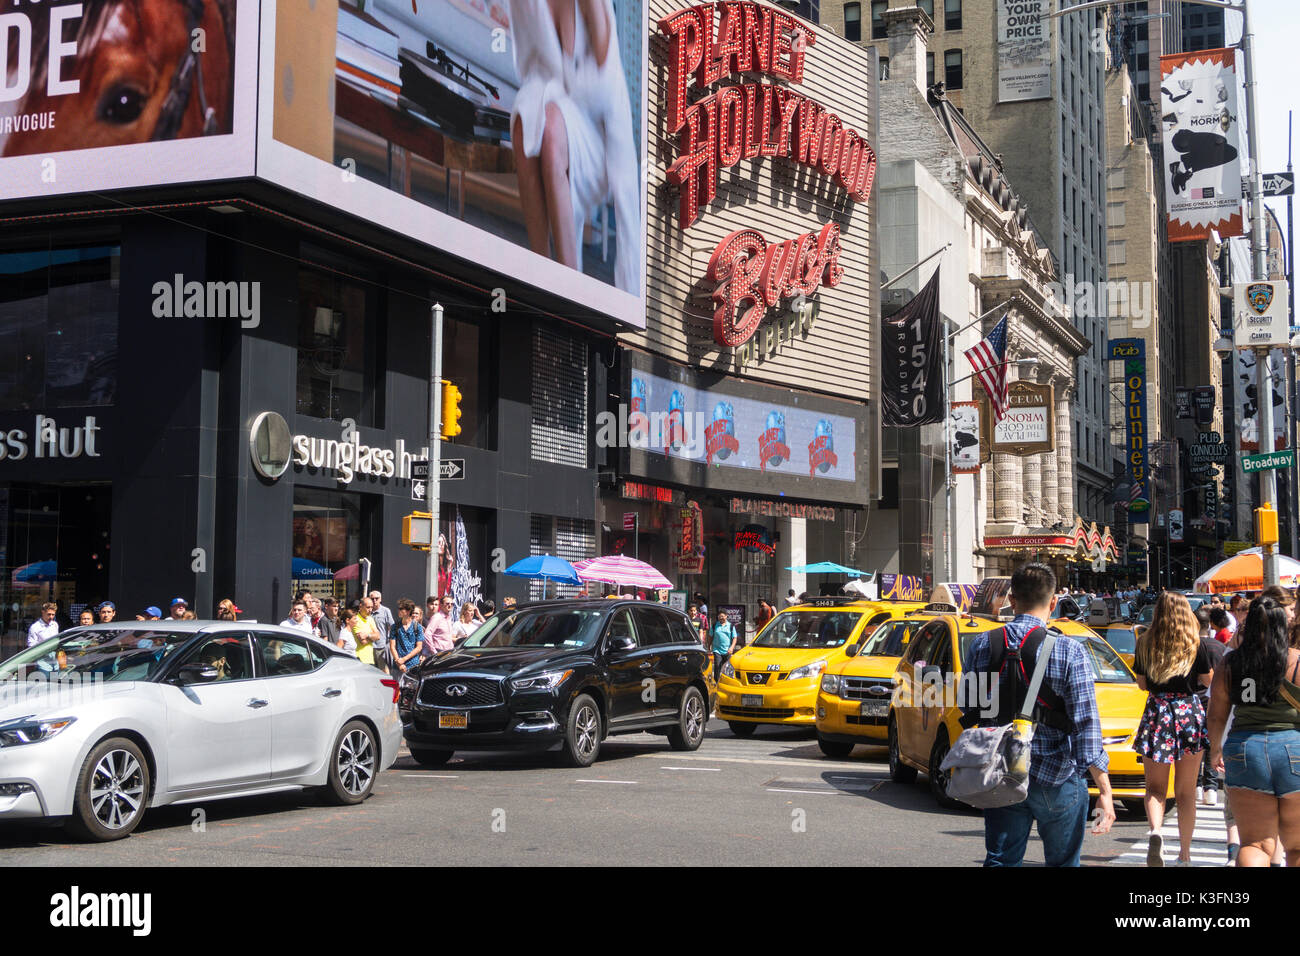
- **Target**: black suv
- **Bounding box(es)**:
[398,600,714,767]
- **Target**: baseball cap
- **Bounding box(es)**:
[144,606,162,618]
[170,597,187,608]
[98,601,115,611]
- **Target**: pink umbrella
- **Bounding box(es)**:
[574,555,673,590]
[334,563,359,580]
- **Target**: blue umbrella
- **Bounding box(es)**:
[292,557,333,579]
[786,561,873,577]
[504,555,581,586]
[13,560,57,583]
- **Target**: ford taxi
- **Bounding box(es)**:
[814,603,951,756]
[716,597,925,736]
[880,610,1160,811]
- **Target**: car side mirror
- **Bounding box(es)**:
[844,643,859,658]
[176,663,219,684]
[610,636,636,652]
[921,664,941,681]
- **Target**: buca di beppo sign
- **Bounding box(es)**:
[658,2,877,349]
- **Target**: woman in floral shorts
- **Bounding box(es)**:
[1133,592,1213,865]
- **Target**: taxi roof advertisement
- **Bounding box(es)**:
[0,0,648,327]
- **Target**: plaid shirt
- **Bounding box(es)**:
[964,614,1108,788]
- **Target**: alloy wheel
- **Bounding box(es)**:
[575,704,598,759]
[337,729,375,796]
[685,693,705,742]
[89,749,145,831]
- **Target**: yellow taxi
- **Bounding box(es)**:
[880,611,1162,811]
[717,597,926,736]
[815,604,947,756]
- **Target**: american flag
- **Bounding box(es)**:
[964,314,1010,423]
[1129,478,1143,503]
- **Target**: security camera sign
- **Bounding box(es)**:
[1233,280,1290,347]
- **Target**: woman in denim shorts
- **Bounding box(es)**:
[1208,597,1300,867]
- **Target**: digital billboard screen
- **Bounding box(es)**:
[0,0,258,198]
[257,0,647,326]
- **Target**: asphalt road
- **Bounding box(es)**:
[0,722,1161,866]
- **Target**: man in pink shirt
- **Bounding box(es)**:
[423,594,457,658]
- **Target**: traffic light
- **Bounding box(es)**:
[440,379,462,440]
[1255,504,1279,547]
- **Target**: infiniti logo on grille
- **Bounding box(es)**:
[446,684,469,697]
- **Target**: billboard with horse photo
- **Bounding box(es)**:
[0,0,258,198]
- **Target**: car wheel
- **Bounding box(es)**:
[561,694,601,767]
[67,737,151,842]
[929,732,963,809]
[728,721,757,738]
[410,748,454,767]
[888,717,917,784]
[668,686,707,751]
[818,736,854,759]
[324,720,378,805]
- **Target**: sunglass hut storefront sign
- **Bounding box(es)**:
[659,2,876,357]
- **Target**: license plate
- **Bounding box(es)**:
[438,711,469,729]
[742,695,764,707]
[859,700,888,717]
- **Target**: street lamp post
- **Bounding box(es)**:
[1056,0,1276,584]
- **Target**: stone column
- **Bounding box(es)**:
[1057,386,1076,521]
[1040,372,1061,526]
[1023,449,1042,526]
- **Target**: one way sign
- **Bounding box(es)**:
[1263,172,1295,197]
[440,459,465,480]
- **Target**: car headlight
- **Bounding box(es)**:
[721,659,736,679]
[820,673,841,695]
[510,669,573,692]
[788,661,826,682]
[398,671,417,691]
[0,716,76,748]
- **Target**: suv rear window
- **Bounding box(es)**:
[752,610,862,649]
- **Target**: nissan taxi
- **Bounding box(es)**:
[717,597,925,736]
[815,604,950,756]
[875,610,1160,811]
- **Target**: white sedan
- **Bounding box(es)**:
[0,621,401,841]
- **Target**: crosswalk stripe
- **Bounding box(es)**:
[1112,803,1230,867]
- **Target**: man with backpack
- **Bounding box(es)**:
[961,562,1116,865]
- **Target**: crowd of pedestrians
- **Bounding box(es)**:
[1133,584,1300,867]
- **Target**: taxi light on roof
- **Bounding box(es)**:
[921,602,958,613]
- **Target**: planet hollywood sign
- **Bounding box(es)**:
[658,2,877,350]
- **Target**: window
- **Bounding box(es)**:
[255,632,318,676]
[944,49,962,89]
[879,56,890,81]
[0,244,120,411]
[296,267,377,425]
[530,327,588,466]
[1109,239,1127,265]
[917,0,933,19]
[607,609,638,647]
[443,313,490,449]
[926,52,935,88]
[292,487,378,606]
[631,607,675,647]
[184,634,255,683]
[1108,201,1125,228]
[844,2,861,42]
[944,0,961,30]
[870,0,887,39]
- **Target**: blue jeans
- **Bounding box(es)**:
[1223,729,1300,796]
[982,774,1088,867]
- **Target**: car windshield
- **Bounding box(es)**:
[0,628,193,682]
[860,618,926,657]
[1137,605,1154,625]
[1099,626,1137,656]
[463,609,606,649]
[752,610,862,649]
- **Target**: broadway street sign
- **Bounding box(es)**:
[1242,448,1295,474]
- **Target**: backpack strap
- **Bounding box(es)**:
[1018,627,1074,732]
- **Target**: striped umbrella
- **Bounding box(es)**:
[1193,547,1300,593]
[574,555,673,589]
